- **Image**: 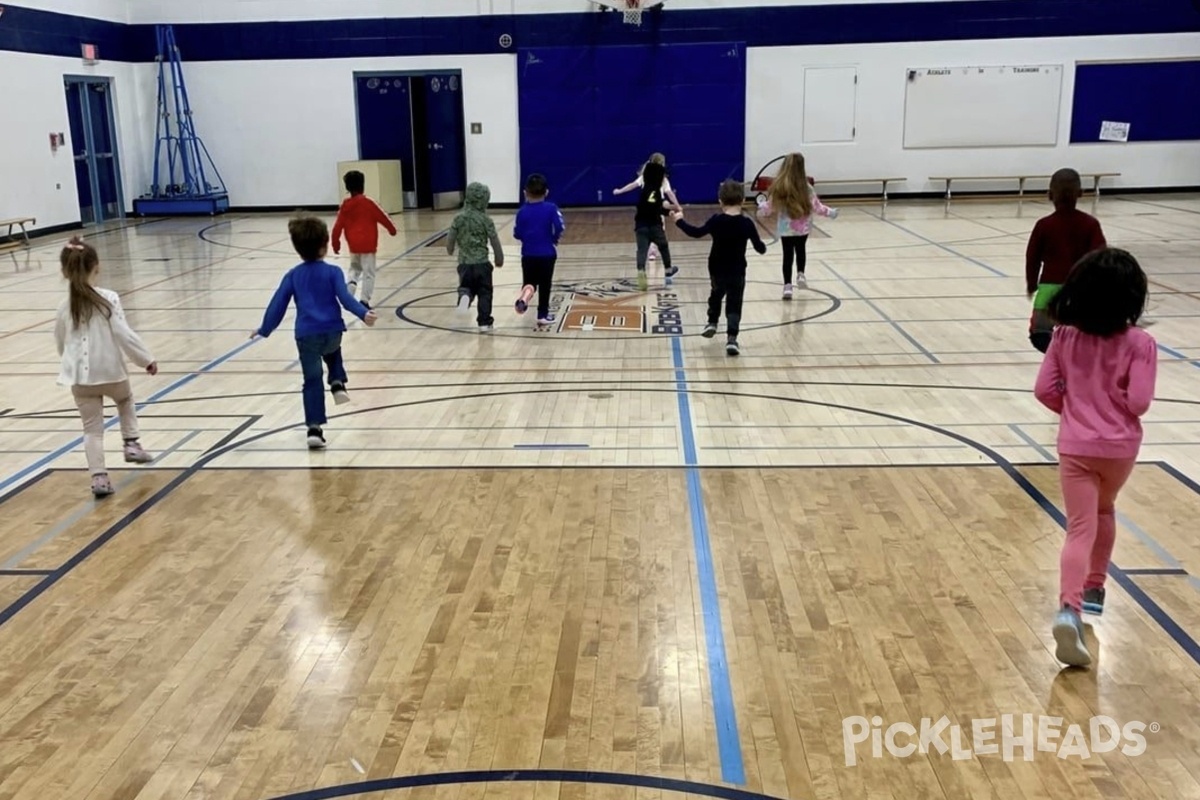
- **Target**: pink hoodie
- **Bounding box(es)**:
[1034,325,1157,459]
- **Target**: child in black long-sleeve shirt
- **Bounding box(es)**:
[674,179,767,356]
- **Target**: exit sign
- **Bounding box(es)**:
[81,43,98,64]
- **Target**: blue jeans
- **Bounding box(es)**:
[296,332,347,427]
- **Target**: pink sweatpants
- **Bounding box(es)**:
[1059,454,1136,612]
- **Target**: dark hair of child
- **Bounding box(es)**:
[525,173,549,198]
[719,179,745,208]
[641,161,666,192]
[1049,168,1082,210]
[289,215,330,262]
[343,170,366,195]
[1047,247,1147,337]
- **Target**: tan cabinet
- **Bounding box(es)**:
[335,160,403,214]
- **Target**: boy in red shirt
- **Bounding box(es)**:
[1025,168,1107,353]
[331,170,398,310]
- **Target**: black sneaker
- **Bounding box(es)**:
[1082,587,1105,616]
[306,427,326,449]
[701,324,717,338]
[331,382,350,405]
[665,265,679,278]
[726,338,740,356]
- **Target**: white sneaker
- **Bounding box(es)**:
[796,274,808,289]
[1052,607,1091,667]
[782,284,794,300]
[457,295,471,314]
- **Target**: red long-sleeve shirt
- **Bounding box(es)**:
[332,194,397,255]
[1025,207,1106,294]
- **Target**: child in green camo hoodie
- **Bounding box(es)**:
[447,182,505,331]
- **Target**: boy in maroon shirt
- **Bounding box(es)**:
[331,170,398,310]
[1025,168,1107,353]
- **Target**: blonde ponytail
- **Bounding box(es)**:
[60,237,110,328]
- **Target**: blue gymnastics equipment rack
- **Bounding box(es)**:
[133,26,229,216]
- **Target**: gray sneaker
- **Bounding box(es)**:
[701,323,717,338]
[1082,587,1105,616]
[1052,607,1091,667]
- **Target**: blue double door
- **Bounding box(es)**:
[355,72,466,210]
[65,77,124,224]
[518,43,746,207]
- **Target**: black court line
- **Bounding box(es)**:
[0,569,54,576]
[8,376,1200,423]
[1122,568,1190,576]
[2,385,1196,673]
[395,282,843,340]
[263,768,787,800]
[0,469,52,506]
[1156,460,1200,495]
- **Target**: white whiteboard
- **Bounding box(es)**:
[902,65,1063,148]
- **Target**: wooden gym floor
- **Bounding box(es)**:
[1,194,1199,799]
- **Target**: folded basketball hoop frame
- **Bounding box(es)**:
[591,0,665,26]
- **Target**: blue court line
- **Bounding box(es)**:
[0,338,259,495]
[1122,568,1190,576]
[512,444,590,450]
[863,208,1008,277]
[822,261,941,363]
[670,336,745,786]
[1156,342,1200,371]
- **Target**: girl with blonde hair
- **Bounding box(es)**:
[757,153,838,299]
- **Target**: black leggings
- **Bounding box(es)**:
[781,235,808,284]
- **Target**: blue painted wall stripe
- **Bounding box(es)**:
[3,1,1198,62]
[670,336,745,785]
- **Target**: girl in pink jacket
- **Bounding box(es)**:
[1035,247,1156,668]
[755,153,838,300]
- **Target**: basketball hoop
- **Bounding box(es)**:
[623,0,643,25]
[590,0,663,26]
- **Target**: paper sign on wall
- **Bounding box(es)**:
[1099,121,1130,142]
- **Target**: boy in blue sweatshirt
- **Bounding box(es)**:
[512,173,565,329]
[252,215,378,449]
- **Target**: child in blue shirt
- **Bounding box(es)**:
[252,215,378,449]
[513,173,565,329]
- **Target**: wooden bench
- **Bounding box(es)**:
[750,176,906,207]
[929,173,1120,211]
[0,217,35,251]
[813,177,907,204]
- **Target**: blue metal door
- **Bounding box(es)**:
[86,82,124,222]
[65,77,125,224]
[355,75,417,207]
[422,73,467,210]
[65,82,95,225]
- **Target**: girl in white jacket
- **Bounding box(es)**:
[55,237,157,497]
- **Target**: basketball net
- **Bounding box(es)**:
[623,0,643,25]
